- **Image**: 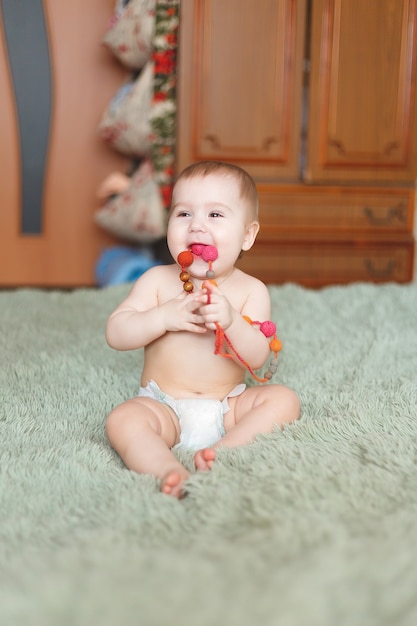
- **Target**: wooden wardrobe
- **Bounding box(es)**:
[176,0,417,286]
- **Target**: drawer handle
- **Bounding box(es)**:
[363,203,406,226]
[364,259,396,278]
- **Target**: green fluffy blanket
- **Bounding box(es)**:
[1,282,417,625]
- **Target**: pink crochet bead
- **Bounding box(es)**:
[201,245,218,262]
[260,320,276,338]
[191,244,205,256]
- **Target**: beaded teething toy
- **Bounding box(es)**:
[177,245,282,383]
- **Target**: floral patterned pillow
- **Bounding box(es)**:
[102,0,156,70]
[99,61,153,156]
[95,158,166,243]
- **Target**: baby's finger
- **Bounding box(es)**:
[190,312,204,324]
[203,280,220,295]
[186,321,207,333]
[187,296,205,313]
[204,321,218,331]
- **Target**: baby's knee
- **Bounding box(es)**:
[280,386,301,423]
[105,403,126,439]
[105,399,142,438]
[106,398,179,446]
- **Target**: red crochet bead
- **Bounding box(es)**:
[260,320,276,337]
[177,250,193,268]
[191,244,204,256]
[201,245,218,262]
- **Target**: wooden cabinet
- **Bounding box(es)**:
[0,0,128,287]
[307,0,417,183]
[176,0,416,286]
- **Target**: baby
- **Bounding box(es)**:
[105,161,300,497]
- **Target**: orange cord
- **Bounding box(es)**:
[207,291,280,383]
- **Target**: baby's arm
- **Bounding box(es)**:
[196,278,272,370]
[106,266,207,351]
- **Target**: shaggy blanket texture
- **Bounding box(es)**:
[1,282,417,625]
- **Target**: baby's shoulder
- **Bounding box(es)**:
[232,268,269,295]
[134,263,182,303]
[138,263,177,284]
[228,268,270,313]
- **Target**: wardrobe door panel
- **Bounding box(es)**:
[307,0,417,183]
[177,0,307,180]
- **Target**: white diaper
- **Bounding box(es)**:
[138,380,246,451]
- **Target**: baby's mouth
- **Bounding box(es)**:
[190,244,218,262]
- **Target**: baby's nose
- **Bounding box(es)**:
[189,216,207,232]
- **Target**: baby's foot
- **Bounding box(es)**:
[160,469,190,498]
[194,447,216,471]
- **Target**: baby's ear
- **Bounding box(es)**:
[242,221,260,251]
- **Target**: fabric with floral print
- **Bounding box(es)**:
[149,0,179,210]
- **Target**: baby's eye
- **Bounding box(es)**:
[209,211,223,218]
[177,211,191,217]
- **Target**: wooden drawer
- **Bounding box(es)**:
[237,240,415,287]
[257,184,415,239]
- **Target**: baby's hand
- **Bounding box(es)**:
[195,282,236,331]
[161,291,207,333]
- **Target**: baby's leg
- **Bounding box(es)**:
[106,397,189,498]
[192,386,299,472]
[221,384,300,448]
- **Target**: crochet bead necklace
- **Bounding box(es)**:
[177,244,282,383]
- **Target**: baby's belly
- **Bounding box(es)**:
[141,331,245,399]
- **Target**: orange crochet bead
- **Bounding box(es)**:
[270,338,283,353]
[178,250,193,268]
[243,315,252,324]
[202,279,218,289]
[180,271,190,282]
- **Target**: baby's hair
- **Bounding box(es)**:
[174,160,259,219]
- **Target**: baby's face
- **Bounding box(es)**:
[167,174,258,279]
